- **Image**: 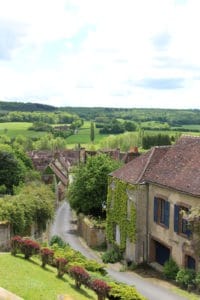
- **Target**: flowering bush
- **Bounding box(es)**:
[91,279,110,300]
[20,239,40,259]
[55,257,68,278]
[69,265,90,289]
[10,236,40,259]
[10,236,23,256]
[40,247,54,268]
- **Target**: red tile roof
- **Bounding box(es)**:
[110,136,200,196]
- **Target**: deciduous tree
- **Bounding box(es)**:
[68,154,121,217]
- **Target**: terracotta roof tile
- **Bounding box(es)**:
[110,150,153,184]
[111,136,200,196]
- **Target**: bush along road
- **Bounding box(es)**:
[50,201,188,300]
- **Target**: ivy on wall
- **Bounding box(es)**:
[106,176,136,250]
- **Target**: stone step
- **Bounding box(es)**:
[57,295,75,300]
[0,287,23,300]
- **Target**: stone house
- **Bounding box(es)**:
[106,136,200,270]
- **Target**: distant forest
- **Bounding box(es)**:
[0,101,200,126]
[0,101,56,112]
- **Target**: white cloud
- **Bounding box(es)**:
[0,0,200,108]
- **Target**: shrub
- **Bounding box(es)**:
[108,282,146,300]
[195,272,200,291]
[49,235,66,248]
[11,236,40,259]
[69,265,90,289]
[20,238,40,259]
[163,258,179,280]
[176,268,196,289]
[91,279,110,300]
[10,235,23,256]
[55,257,68,278]
[102,245,122,263]
[40,247,54,268]
[51,243,106,275]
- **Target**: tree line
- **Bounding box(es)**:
[1,101,200,126]
[0,111,80,124]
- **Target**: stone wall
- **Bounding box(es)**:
[124,184,148,264]
[0,222,10,251]
[77,215,106,248]
[148,184,200,270]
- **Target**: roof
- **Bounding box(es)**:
[110,136,200,197]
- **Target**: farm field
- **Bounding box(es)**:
[0,253,96,300]
[66,121,109,148]
[0,121,200,150]
[171,124,200,131]
[0,122,45,139]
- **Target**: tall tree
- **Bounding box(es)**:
[68,154,121,218]
[90,122,95,142]
[0,150,25,194]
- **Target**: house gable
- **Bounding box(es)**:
[108,136,200,268]
[111,136,200,197]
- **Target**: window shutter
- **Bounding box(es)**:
[174,205,179,233]
[186,221,192,238]
[164,201,170,228]
[154,197,158,223]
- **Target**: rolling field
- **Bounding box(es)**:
[66,121,109,148]
[0,121,199,149]
[0,122,45,139]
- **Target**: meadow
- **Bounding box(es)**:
[66,121,109,148]
[0,122,45,139]
[0,121,200,150]
[0,253,96,300]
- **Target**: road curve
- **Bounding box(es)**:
[50,201,188,300]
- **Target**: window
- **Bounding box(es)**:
[185,255,196,270]
[154,197,170,228]
[174,205,191,237]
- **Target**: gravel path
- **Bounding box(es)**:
[50,201,188,300]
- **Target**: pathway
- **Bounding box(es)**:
[50,201,188,300]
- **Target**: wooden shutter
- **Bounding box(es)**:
[154,197,158,223]
[186,221,192,238]
[174,205,179,233]
[164,201,170,228]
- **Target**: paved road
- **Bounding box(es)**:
[50,201,188,300]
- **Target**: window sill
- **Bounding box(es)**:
[176,232,191,240]
[155,222,169,230]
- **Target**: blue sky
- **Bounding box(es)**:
[0,0,200,108]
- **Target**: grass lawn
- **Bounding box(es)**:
[0,122,45,139]
[0,254,96,300]
[66,121,109,148]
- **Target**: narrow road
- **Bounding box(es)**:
[50,201,188,300]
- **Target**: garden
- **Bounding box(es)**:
[1,235,146,300]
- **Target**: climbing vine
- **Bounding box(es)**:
[0,182,55,235]
[106,176,136,251]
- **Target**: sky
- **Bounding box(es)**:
[0,0,200,109]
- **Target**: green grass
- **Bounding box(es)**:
[0,121,199,149]
[66,121,108,148]
[172,286,200,300]
[0,254,96,300]
[0,122,45,139]
[171,124,200,131]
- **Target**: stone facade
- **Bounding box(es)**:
[148,184,200,270]
[124,185,148,264]
[108,136,200,270]
[77,215,106,248]
[0,222,10,251]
